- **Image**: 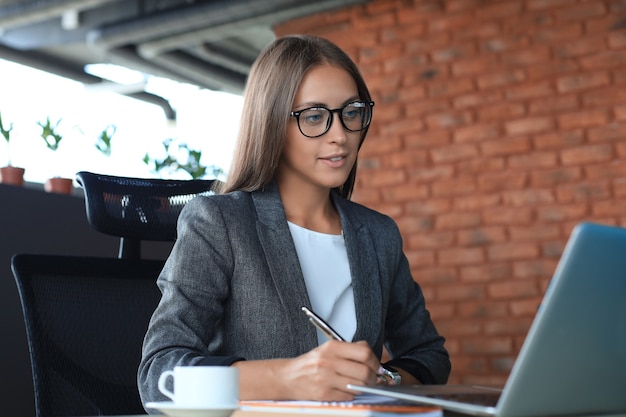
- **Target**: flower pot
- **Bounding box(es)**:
[0,166,25,186]
[45,177,73,194]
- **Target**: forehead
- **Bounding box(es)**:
[294,64,358,107]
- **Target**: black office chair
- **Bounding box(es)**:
[12,254,164,417]
[76,171,218,259]
[12,172,219,416]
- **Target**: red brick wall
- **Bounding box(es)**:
[274,0,626,385]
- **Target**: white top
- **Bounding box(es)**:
[288,221,356,344]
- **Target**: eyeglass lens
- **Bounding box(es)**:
[297,102,372,138]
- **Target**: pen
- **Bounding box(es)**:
[301,306,345,341]
[301,306,396,385]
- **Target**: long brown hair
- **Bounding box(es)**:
[220,35,372,199]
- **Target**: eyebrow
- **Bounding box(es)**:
[293,95,361,110]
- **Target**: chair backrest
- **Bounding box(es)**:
[12,254,164,417]
[75,171,217,259]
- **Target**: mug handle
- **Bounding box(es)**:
[158,370,176,401]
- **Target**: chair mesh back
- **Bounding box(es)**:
[12,254,163,417]
[76,171,217,242]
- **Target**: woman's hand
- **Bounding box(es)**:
[233,340,381,401]
[281,340,381,401]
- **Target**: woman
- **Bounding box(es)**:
[138,34,450,405]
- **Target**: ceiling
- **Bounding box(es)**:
[0,0,369,119]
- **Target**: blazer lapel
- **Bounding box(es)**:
[333,194,384,350]
[251,183,317,355]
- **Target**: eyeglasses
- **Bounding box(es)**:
[290,101,375,138]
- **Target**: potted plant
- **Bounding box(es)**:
[38,116,73,194]
[0,112,25,186]
[143,138,223,180]
[95,124,116,157]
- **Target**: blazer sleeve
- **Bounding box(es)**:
[137,196,244,407]
[378,216,451,384]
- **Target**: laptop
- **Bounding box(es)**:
[349,222,626,417]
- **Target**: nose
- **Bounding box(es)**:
[327,112,347,144]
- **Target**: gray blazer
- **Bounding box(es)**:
[138,182,450,405]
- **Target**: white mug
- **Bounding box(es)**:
[158,366,239,408]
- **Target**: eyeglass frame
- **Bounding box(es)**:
[289,100,375,138]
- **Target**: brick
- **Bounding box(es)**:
[431,143,479,163]
[554,2,607,22]
[454,124,502,143]
[585,160,626,180]
[588,122,626,143]
[381,182,429,203]
[556,181,611,202]
[457,227,508,247]
[526,59,579,81]
[502,189,556,206]
[483,206,533,225]
[457,157,506,175]
[505,81,554,100]
[556,71,610,93]
[513,259,560,279]
[435,212,482,229]
[476,69,525,90]
[487,243,540,262]
[484,317,534,335]
[453,194,502,211]
[510,298,543,317]
[425,110,473,129]
[454,90,503,109]
[408,165,455,183]
[481,136,533,156]
[477,171,528,193]
[508,151,558,170]
[439,247,485,266]
[361,168,406,187]
[552,36,607,59]
[405,198,452,215]
[528,95,579,115]
[405,249,436,269]
[480,35,529,54]
[431,42,477,62]
[504,117,553,136]
[508,224,562,242]
[614,178,626,198]
[458,300,509,317]
[475,1,522,19]
[501,46,551,67]
[428,13,473,33]
[461,337,513,355]
[437,283,486,301]
[579,50,626,70]
[427,77,475,98]
[526,0,578,11]
[405,98,451,118]
[558,110,609,130]
[476,103,526,123]
[560,144,614,165]
[385,149,428,168]
[408,231,456,250]
[541,240,566,258]
[432,177,477,197]
[379,117,425,136]
[451,55,500,77]
[488,280,539,300]
[582,87,626,108]
[533,129,584,150]
[529,21,583,43]
[592,200,626,217]
[536,204,589,222]
[530,166,582,187]
[415,266,457,285]
[405,130,452,149]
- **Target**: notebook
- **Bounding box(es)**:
[349,222,626,417]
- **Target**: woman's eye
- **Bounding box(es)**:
[302,110,325,125]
